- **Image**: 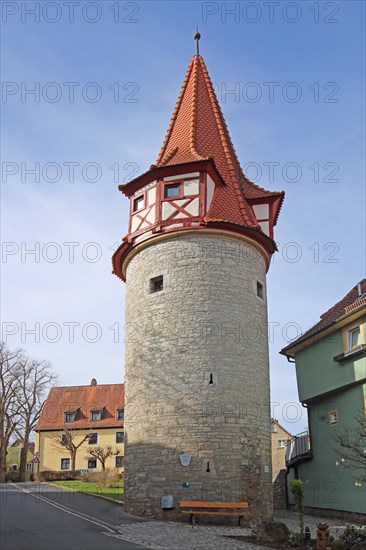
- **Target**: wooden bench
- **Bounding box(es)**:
[179,501,251,526]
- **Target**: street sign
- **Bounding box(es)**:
[34,451,40,457]
[32,456,40,463]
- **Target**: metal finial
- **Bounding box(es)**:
[194,27,201,55]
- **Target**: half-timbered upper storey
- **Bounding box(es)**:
[113,53,284,280]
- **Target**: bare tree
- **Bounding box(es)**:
[53,430,91,471]
[0,343,23,483]
[16,358,57,481]
[87,446,120,473]
[333,413,366,482]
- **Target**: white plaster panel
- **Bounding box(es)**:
[206,175,215,211]
[131,215,141,232]
[133,181,156,196]
[173,199,190,207]
[133,231,152,244]
[173,211,188,219]
[147,187,156,206]
[259,221,270,235]
[183,179,199,196]
[145,206,156,224]
[162,201,176,220]
[163,223,184,230]
[139,220,151,230]
[184,197,199,216]
[253,204,269,220]
[163,172,199,181]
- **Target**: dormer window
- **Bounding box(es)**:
[133,196,144,212]
[91,409,102,421]
[64,411,76,423]
[164,183,180,198]
[117,408,125,421]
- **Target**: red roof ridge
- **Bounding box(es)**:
[281,279,366,353]
[197,56,258,228]
[320,279,366,320]
[271,418,293,437]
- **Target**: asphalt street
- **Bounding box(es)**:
[1,482,150,550]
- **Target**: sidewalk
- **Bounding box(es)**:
[111,510,349,550]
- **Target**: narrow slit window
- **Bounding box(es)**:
[257,281,264,299]
[150,275,163,293]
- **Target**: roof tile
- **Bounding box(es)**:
[156,55,284,229]
[35,384,124,431]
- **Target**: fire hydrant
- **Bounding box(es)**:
[316,522,330,550]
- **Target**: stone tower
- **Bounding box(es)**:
[112,46,284,520]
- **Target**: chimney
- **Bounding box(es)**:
[357,282,362,296]
[91,378,97,386]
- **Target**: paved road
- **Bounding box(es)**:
[1,482,150,550]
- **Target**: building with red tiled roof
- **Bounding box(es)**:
[281,280,366,515]
[35,380,125,473]
[112,53,284,281]
[112,37,284,520]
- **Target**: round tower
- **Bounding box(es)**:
[113,48,284,521]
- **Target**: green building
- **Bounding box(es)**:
[6,441,35,481]
[281,280,366,515]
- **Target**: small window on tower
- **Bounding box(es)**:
[133,196,144,212]
[257,281,264,299]
[164,183,180,198]
[150,276,164,293]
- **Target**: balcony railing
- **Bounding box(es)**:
[285,432,312,466]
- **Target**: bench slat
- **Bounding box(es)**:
[181,511,252,516]
[179,501,249,509]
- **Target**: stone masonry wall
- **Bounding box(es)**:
[123,233,273,520]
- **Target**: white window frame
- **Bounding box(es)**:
[90,410,102,422]
[347,326,361,350]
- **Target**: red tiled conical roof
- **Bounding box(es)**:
[155,55,283,229]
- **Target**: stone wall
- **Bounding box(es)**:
[123,233,273,520]
[273,469,287,510]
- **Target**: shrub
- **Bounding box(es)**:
[331,540,347,550]
[289,479,306,541]
[289,530,303,547]
[339,524,366,547]
[5,472,20,482]
[75,468,123,488]
[35,470,84,482]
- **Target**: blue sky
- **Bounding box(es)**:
[1,0,365,433]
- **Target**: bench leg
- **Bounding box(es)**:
[190,513,195,527]
[238,516,242,527]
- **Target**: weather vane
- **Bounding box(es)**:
[194,27,201,55]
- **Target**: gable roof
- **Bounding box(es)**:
[35,383,125,431]
[271,418,292,438]
[281,279,366,355]
[122,54,284,231]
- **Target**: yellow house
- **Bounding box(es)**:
[271,418,292,482]
[35,380,125,473]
